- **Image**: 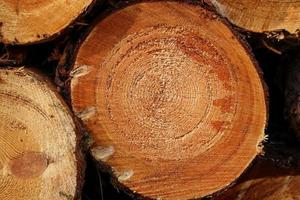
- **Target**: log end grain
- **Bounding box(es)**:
[212,0,300,34]
[216,159,300,200]
[71,2,267,199]
[0,0,94,44]
[0,67,81,200]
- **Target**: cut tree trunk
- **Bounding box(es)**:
[70,1,267,199]
[0,67,81,200]
[0,0,95,44]
[216,159,300,200]
[211,0,300,35]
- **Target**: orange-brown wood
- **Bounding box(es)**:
[211,0,300,34]
[216,159,300,200]
[0,67,80,200]
[0,0,94,44]
[70,2,267,199]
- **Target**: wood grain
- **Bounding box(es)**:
[211,0,300,34]
[0,67,80,200]
[70,1,267,199]
[0,0,94,44]
[216,159,300,200]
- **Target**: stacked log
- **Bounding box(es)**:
[0,1,299,200]
[0,68,81,200]
[71,2,267,199]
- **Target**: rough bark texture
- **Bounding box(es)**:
[0,67,81,200]
[0,0,95,44]
[211,0,300,35]
[70,1,267,199]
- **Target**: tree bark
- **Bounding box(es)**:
[0,67,82,200]
[0,0,95,44]
[70,1,267,199]
[211,0,300,36]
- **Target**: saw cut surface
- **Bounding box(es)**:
[217,159,300,200]
[0,68,79,200]
[71,2,267,199]
[0,0,94,44]
[212,0,300,33]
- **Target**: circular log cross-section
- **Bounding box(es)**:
[0,68,79,200]
[71,2,267,199]
[211,0,300,34]
[0,0,94,44]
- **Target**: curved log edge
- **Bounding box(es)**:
[211,0,300,37]
[0,67,84,200]
[216,158,300,200]
[70,1,267,199]
[0,0,97,45]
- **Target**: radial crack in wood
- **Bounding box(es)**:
[0,0,94,44]
[0,67,80,200]
[211,0,300,34]
[70,1,267,199]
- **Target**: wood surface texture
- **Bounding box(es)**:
[216,159,300,200]
[70,1,267,199]
[0,67,79,200]
[0,0,94,44]
[211,0,300,33]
